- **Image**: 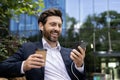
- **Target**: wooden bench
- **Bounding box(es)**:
[0,77,26,80]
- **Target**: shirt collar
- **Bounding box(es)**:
[42,37,61,51]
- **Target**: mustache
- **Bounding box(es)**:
[51,30,60,34]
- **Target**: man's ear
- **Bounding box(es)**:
[38,22,43,31]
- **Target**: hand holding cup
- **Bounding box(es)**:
[23,49,47,72]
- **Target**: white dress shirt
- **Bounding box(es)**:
[21,38,84,80]
[42,38,71,80]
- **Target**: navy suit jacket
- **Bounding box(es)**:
[0,40,85,80]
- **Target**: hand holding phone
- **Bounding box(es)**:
[70,41,87,67]
[75,41,88,52]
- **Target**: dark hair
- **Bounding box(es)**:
[38,8,63,25]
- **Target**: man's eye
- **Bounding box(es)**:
[49,23,62,28]
[50,23,56,26]
[58,24,62,28]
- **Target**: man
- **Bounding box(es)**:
[0,8,86,80]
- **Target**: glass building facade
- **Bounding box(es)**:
[10,0,65,38]
[10,14,38,38]
[66,0,120,80]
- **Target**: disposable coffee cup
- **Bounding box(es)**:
[36,49,47,62]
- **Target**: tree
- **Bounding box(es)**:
[82,10,120,51]
[0,0,44,61]
[0,0,44,37]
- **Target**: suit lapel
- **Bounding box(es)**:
[60,47,72,67]
[35,40,43,49]
[60,47,73,79]
[34,40,45,79]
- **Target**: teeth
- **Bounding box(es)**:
[52,33,58,37]
[53,32,58,35]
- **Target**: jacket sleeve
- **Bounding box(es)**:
[0,42,34,78]
[71,62,86,80]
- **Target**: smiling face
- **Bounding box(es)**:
[40,16,62,43]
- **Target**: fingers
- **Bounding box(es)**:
[70,46,86,67]
[23,53,45,72]
[70,52,82,65]
[70,49,83,63]
[28,57,45,67]
[77,46,85,58]
[70,51,81,60]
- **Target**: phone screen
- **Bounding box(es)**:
[75,41,88,52]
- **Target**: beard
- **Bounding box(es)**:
[43,28,60,42]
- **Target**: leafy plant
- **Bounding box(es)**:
[0,0,44,61]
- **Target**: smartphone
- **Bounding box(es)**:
[75,41,88,52]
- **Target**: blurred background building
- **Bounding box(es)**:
[10,0,65,38]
